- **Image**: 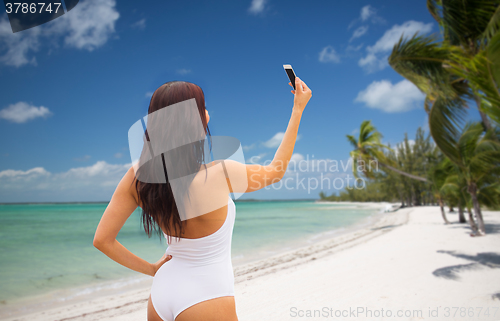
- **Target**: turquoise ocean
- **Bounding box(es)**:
[0,200,381,311]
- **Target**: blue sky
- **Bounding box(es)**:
[0,0,481,202]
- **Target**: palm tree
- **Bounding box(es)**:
[388,1,500,235]
[389,0,500,138]
[429,155,453,224]
[347,120,429,182]
[394,129,435,205]
[440,160,469,224]
[379,144,409,206]
[448,122,500,235]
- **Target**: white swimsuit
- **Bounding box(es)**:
[151,196,236,321]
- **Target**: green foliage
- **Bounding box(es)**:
[346,120,387,179]
[320,178,395,203]
[322,123,500,213]
[324,1,500,221]
[390,0,500,152]
[325,127,438,206]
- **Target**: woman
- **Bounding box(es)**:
[93,76,312,321]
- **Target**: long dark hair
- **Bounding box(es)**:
[132,81,211,243]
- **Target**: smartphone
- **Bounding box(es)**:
[283,64,297,90]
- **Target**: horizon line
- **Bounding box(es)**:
[0,198,321,205]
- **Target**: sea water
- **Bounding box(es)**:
[0,201,379,307]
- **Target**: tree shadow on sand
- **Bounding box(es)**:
[432,251,500,280]
[448,221,500,236]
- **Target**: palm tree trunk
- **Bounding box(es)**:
[471,193,486,235]
[467,207,478,233]
[468,183,486,235]
[458,205,466,223]
[439,198,450,224]
[378,162,428,182]
[397,188,404,207]
[415,186,422,206]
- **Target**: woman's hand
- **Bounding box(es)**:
[289,77,312,112]
[150,253,173,276]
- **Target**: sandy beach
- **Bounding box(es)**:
[3,205,500,321]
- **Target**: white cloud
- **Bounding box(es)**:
[354,79,425,113]
[47,0,120,51]
[62,160,126,178]
[361,5,376,21]
[0,161,131,202]
[114,152,123,158]
[348,5,385,30]
[358,20,433,73]
[262,132,301,148]
[290,153,305,163]
[242,143,256,152]
[131,18,146,30]
[0,0,119,67]
[349,25,368,42]
[367,21,433,53]
[176,68,191,75]
[358,52,388,72]
[262,132,285,148]
[0,102,52,123]
[346,43,364,52]
[0,17,41,67]
[248,0,266,14]
[319,46,340,63]
[145,91,153,98]
[0,167,50,179]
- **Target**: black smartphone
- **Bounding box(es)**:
[283,64,297,90]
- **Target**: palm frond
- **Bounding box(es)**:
[428,95,468,165]
[480,1,500,44]
[439,0,499,48]
[478,182,500,209]
[424,95,433,114]
[346,135,358,149]
[389,33,456,98]
[468,124,500,178]
[488,30,500,84]
[447,38,500,125]
[427,0,442,23]
[359,120,382,144]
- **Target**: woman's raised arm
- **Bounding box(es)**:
[224,76,312,193]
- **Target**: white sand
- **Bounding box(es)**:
[4,206,500,321]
